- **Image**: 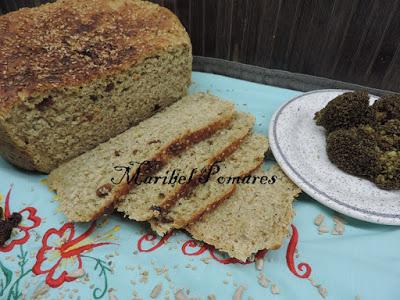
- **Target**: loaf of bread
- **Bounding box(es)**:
[48,93,235,222]
[186,165,301,261]
[0,0,192,173]
[116,112,255,222]
[150,134,268,236]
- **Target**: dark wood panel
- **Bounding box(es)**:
[367,0,400,88]
[382,45,400,91]
[270,0,301,70]
[300,0,335,76]
[348,1,397,85]
[202,0,218,57]
[188,0,204,56]
[2,0,400,92]
[317,0,359,76]
[252,0,281,67]
[214,0,233,60]
[286,0,316,73]
[331,0,376,81]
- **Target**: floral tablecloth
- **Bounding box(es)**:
[0,72,399,300]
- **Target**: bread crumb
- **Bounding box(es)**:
[355,296,361,300]
[314,214,325,226]
[32,284,50,300]
[333,215,346,224]
[257,273,269,288]
[318,224,329,234]
[174,289,188,300]
[68,268,85,278]
[140,271,149,283]
[271,284,280,295]
[331,215,346,235]
[201,257,211,264]
[108,291,118,300]
[233,286,245,300]
[308,277,319,287]
[255,258,264,271]
[207,294,216,300]
[150,283,162,299]
[318,286,328,299]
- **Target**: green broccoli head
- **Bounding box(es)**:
[376,119,400,151]
[317,91,400,190]
[314,90,371,133]
[326,125,400,190]
[375,150,400,190]
[326,126,380,177]
[371,94,400,124]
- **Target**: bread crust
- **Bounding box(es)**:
[0,124,36,170]
[0,0,190,115]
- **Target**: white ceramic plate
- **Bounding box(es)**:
[269,89,400,225]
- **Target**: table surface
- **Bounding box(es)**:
[0,71,398,300]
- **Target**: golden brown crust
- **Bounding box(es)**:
[89,114,234,221]
[0,0,190,115]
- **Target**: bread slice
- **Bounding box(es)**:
[116,112,255,222]
[0,0,191,172]
[186,165,301,262]
[150,134,268,235]
[48,93,235,222]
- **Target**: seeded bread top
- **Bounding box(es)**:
[0,0,190,114]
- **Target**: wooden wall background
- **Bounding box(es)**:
[1,0,400,92]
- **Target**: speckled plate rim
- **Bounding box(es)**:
[269,89,400,226]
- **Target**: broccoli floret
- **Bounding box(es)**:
[371,94,400,124]
[327,126,400,189]
[376,119,400,151]
[314,90,371,133]
[316,91,400,190]
[326,127,380,176]
[375,151,400,190]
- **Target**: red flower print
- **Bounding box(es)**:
[137,232,267,265]
[0,187,41,253]
[33,222,112,287]
[286,224,312,278]
[137,231,173,252]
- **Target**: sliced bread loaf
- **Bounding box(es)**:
[116,112,255,221]
[48,93,235,222]
[150,134,268,235]
[186,165,301,262]
[0,0,191,173]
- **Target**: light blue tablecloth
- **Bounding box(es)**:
[0,72,398,300]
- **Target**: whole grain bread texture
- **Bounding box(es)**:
[186,164,302,262]
[48,93,235,222]
[116,112,255,222]
[150,134,268,235]
[0,0,192,173]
